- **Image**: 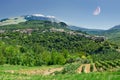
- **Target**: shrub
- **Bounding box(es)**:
[61,62,81,74]
[90,64,94,72]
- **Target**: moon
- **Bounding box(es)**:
[93,6,101,16]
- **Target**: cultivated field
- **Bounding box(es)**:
[0,64,120,80]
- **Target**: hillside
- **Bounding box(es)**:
[109,25,120,30]
[70,25,120,46]
[0,17,26,26]
[68,25,105,35]
[101,25,120,38]
[99,25,120,46]
[0,14,59,26]
[0,20,119,66]
[0,20,107,53]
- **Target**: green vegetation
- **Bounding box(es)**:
[92,49,120,62]
[0,20,120,66]
[81,66,85,73]
[87,27,120,46]
[99,28,120,46]
[0,20,120,79]
[0,17,26,26]
[61,62,81,74]
[95,59,120,71]
[0,65,120,80]
[1,72,119,80]
[90,63,94,72]
[37,72,120,80]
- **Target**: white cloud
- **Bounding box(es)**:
[93,6,101,16]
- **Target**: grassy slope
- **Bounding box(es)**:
[0,64,61,70]
[0,17,26,26]
[0,65,120,80]
[35,72,120,80]
[1,70,120,80]
[91,29,120,46]
[106,30,120,46]
[83,28,120,46]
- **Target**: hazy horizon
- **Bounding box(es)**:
[0,0,120,30]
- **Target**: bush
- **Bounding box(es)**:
[90,64,94,72]
[0,54,6,65]
[61,62,81,74]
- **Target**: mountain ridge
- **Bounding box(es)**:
[109,25,120,30]
[0,14,60,26]
[1,14,120,32]
[1,14,120,46]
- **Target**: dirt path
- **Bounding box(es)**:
[4,67,63,76]
[43,67,63,75]
[5,64,98,75]
[77,63,97,73]
[93,64,97,72]
[76,65,83,73]
[84,64,90,73]
[18,67,63,75]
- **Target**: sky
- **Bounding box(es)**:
[0,0,120,30]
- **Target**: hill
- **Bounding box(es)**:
[96,25,120,46]
[0,14,59,26]
[68,25,105,35]
[70,25,120,46]
[103,25,120,46]
[0,17,26,26]
[0,20,107,53]
[0,20,119,66]
[109,25,120,30]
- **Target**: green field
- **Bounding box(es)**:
[33,72,120,80]
[0,64,120,80]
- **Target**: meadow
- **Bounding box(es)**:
[0,64,120,80]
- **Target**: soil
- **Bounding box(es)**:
[77,64,97,73]
[18,67,63,75]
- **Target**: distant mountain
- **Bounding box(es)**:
[68,25,88,31]
[68,25,105,35]
[0,17,26,26]
[1,14,120,46]
[0,14,60,26]
[102,25,120,38]
[24,14,60,22]
[101,25,120,45]
[109,25,120,30]
[68,24,120,46]
[0,14,105,36]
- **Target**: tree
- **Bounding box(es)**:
[0,53,6,65]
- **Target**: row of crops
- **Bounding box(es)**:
[95,59,120,71]
[60,63,97,74]
[54,59,120,74]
